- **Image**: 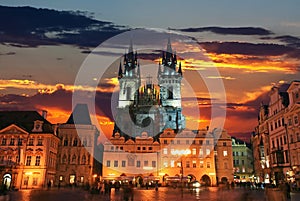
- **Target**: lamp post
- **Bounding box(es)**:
[171,149,191,198]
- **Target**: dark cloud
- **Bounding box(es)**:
[173,26,272,35]
[261,35,300,49]
[0,5,127,47]
[199,41,300,57]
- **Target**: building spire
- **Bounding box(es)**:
[129,38,133,53]
[167,35,172,53]
[178,62,182,76]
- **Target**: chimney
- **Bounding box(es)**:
[42,110,47,119]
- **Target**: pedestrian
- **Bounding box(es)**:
[47,181,51,190]
[100,181,105,195]
[129,181,134,201]
[123,183,130,201]
[285,182,291,200]
[155,181,158,191]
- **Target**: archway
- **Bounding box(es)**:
[3,173,11,190]
[201,174,211,186]
[221,177,228,184]
[136,176,143,187]
[187,174,196,182]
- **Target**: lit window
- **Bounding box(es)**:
[163,161,168,167]
[223,151,228,156]
[206,149,210,156]
[192,161,196,168]
[199,149,203,157]
[171,160,174,167]
[199,161,203,168]
[177,162,181,167]
[192,148,196,155]
[163,148,168,154]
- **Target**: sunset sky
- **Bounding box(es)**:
[1,1,300,141]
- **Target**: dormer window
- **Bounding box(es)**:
[32,120,43,132]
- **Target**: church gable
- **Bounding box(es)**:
[0,124,29,135]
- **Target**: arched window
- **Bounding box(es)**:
[82,138,87,147]
[73,138,78,146]
[82,155,86,164]
[62,154,67,163]
[63,138,68,146]
[72,155,76,163]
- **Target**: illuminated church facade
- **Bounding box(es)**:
[113,39,185,138]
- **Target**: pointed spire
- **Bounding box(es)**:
[178,62,182,76]
[157,60,161,78]
[129,38,133,53]
[118,61,123,79]
[167,36,172,53]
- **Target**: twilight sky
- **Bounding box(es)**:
[0,1,300,141]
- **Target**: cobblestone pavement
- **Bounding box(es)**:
[6,187,300,201]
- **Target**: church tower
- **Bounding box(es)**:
[158,37,185,130]
[117,41,141,108]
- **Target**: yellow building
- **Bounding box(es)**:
[102,128,233,186]
[0,111,60,189]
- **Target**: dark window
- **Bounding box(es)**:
[63,138,68,146]
[18,138,23,146]
[1,138,6,145]
[164,140,167,144]
[137,160,141,167]
[152,161,156,167]
[106,160,110,167]
[223,142,226,146]
[114,160,118,167]
[122,160,126,167]
[9,138,15,146]
[35,156,41,166]
[26,156,32,166]
[73,139,78,146]
[37,138,43,146]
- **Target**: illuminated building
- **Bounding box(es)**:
[55,104,101,187]
[0,111,59,189]
[102,39,234,186]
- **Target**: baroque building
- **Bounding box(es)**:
[252,80,300,188]
[0,111,60,189]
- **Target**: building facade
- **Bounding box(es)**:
[252,103,271,183]
[113,39,185,138]
[103,128,234,186]
[56,104,101,187]
[253,80,300,187]
[0,111,60,189]
[232,138,253,182]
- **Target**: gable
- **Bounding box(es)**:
[0,124,29,135]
